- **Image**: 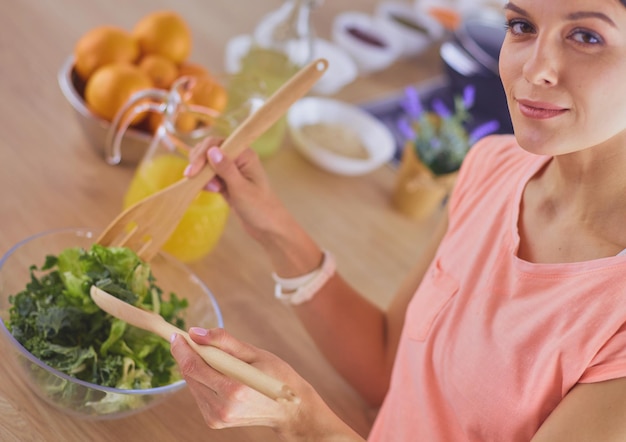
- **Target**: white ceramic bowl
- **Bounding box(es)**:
[224,34,357,95]
[375,1,444,58]
[58,56,152,166]
[308,38,358,95]
[332,11,403,74]
[414,0,506,18]
[288,97,395,176]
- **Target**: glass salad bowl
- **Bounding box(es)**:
[0,227,223,420]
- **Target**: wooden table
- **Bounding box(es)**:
[0,0,444,440]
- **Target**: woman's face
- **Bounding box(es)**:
[499,0,626,156]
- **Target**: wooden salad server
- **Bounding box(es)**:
[96,58,329,261]
[90,286,298,402]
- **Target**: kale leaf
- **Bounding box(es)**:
[8,244,188,389]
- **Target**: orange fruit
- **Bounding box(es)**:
[168,76,227,134]
[190,77,228,114]
[137,54,178,89]
[84,63,153,123]
[73,26,139,80]
[132,11,192,64]
[173,112,200,133]
[207,83,228,113]
[177,61,226,111]
[138,54,179,89]
[146,101,201,134]
[148,109,200,134]
[177,61,212,79]
[147,110,164,134]
[132,98,169,134]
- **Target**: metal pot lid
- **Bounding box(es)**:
[454,12,506,76]
[440,41,485,77]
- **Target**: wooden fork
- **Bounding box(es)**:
[97,58,328,261]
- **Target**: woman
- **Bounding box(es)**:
[171,0,626,439]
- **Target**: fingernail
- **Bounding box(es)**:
[190,327,208,336]
[170,333,177,343]
[204,180,220,192]
[208,147,223,164]
[183,164,192,177]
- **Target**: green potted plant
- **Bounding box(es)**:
[392,85,500,219]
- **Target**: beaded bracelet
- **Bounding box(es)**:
[272,250,336,305]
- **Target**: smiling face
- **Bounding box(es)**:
[499,0,626,156]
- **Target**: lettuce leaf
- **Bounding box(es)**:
[8,244,188,390]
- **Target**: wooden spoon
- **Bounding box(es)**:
[97,58,329,261]
[90,286,298,402]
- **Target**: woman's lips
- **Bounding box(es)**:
[517,99,567,119]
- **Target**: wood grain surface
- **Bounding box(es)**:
[0,1,444,440]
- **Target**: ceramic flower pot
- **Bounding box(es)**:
[392,143,457,220]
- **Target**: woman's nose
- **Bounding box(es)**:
[522,38,559,86]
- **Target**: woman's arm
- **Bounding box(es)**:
[292,212,449,405]
[185,141,448,406]
[531,377,626,441]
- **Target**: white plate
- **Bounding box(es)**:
[288,97,395,176]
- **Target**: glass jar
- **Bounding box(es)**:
[224,0,317,158]
[106,76,232,263]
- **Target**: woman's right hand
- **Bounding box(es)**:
[186,137,324,281]
[185,137,288,242]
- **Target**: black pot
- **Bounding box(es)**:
[440,13,513,134]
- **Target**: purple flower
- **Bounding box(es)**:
[401,87,423,119]
[430,137,442,151]
[463,85,476,109]
[468,120,500,145]
[396,117,416,141]
[431,98,452,118]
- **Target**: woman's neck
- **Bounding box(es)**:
[518,139,626,263]
[543,142,626,218]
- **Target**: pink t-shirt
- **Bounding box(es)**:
[369,135,626,441]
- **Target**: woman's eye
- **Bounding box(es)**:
[570,29,603,45]
[505,19,534,35]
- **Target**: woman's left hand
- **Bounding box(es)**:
[170,327,365,440]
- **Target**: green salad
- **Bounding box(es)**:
[8,244,188,391]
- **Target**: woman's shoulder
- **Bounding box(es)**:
[457,134,532,184]
[448,134,535,212]
[464,134,526,168]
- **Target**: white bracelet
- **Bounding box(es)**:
[272,250,336,305]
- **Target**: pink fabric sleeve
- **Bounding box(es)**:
[580,321,626,383]
[448,135,516,216]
